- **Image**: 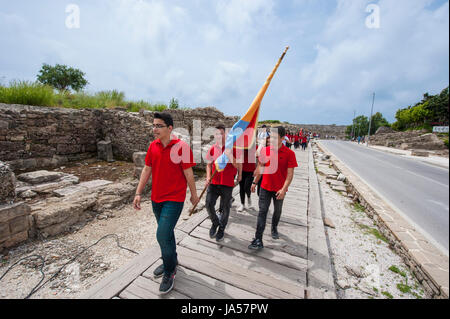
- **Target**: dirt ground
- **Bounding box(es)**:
[0,159,206,299]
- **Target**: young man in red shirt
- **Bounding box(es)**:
[133,112,199,295]
[205,124,242,242]
[249,126,298,250]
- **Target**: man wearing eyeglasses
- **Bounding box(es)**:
[133,112,199,295]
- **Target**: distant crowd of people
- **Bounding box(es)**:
[350,136,366,144]
[258,125,320,151]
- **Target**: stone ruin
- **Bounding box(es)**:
[0,103,238,252]
[369,127,449,155]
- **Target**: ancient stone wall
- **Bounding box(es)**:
[0,104,239,172]
[0,103,103,171]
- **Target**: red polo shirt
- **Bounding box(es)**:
[259,144,298,192]
[242,148,257,172]
[144,138,196,203]
[206,144,238,187]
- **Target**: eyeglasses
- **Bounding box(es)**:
[152,124,168,129]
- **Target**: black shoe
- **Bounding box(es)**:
[153,263,165,278]
[271,228,279,240]
[248,238,264,250]
[216,227,225,242]
[209,224,219,238]
[159,270,176,295]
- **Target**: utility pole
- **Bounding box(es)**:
[367,92,375,146]
[351,110,356,140]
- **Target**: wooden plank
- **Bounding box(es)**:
[142,263,264,299]
[200,215,307,246]
[119,276,190,299]
[233,208,307,227]
[177,210,209,234]
[174,245,304,299]
[188,226,307,273]
[179,235,306,288]
[79,245,161,299]
[199,218,307,259]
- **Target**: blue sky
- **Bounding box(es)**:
[0,0,448,125]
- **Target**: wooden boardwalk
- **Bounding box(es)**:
[80,147,335,299]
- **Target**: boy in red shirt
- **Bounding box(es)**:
[133,112,199,295]
[248,126,298,250]
[205,125,242,242]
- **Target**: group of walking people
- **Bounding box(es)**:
[133,113,298,295]
[265,125,311,151]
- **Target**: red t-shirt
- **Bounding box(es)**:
[302,136,307,143]
[242,148,257,172]
[206,144,238,187]
[144,138,196,203]
[259,145,298,192]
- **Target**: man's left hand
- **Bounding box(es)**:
[276,188,286,200]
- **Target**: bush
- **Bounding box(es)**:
[0,80,55,106]
[0,80,169,112]
[169,98,179,109]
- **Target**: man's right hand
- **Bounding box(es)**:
[133,195,142,210]
[251,184,257,193]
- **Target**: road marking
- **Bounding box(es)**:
[427,199,449,211]
[327,141,449,189]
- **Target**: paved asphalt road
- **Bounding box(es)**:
[319,140,449,254]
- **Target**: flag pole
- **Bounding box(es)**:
[189,46,289,217]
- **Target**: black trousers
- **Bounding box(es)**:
[255,187,284,240]
[239,171,253,204]
[206,184,233,229]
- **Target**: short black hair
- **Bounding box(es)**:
[216,124,226,132]
[261,125,267,128]
[154,112,174,127]
[274,126,286,138]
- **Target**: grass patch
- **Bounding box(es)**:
[357,223,389,243]
[397,283,411,294]
[354,204,365,212]
[412,292,422,299]
[389,265,407,278]
[0,81,173,112]
[0,80,55,106]
[381,291,393,299]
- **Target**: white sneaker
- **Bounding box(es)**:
[237,204,244,212]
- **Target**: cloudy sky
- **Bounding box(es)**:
[0,0,448,125]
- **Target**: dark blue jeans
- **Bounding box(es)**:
[151,201,184,276]
[255,187,284,240]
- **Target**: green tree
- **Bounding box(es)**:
[37,63,88,92]
[346,115,369,137]
[169,97,179,109]
[369,112,390,134]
